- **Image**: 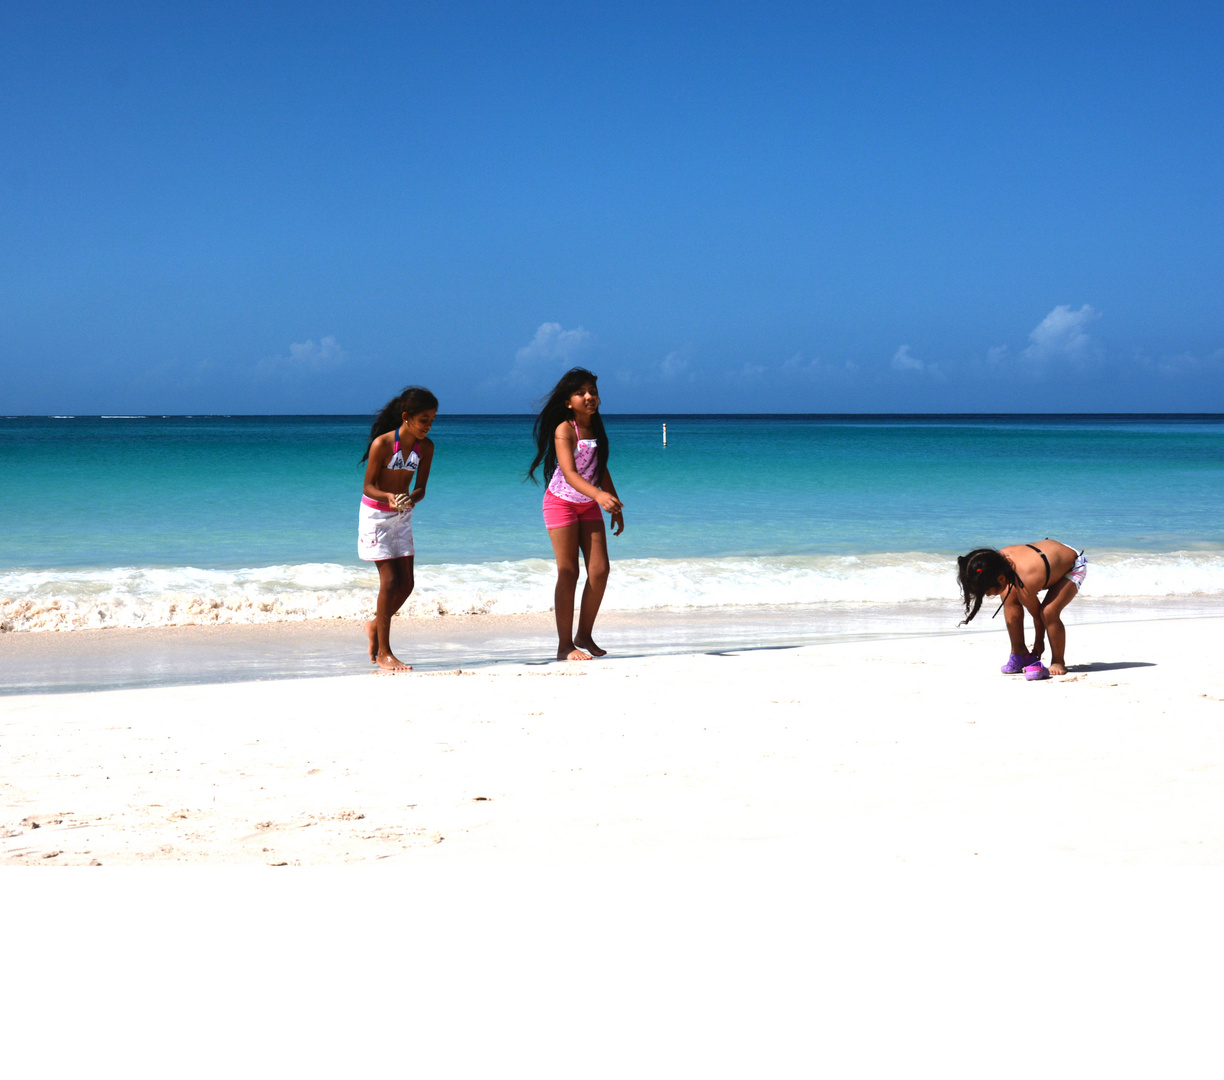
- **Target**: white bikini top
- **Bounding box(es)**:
[361,430,419,512]
[387,431,419,472]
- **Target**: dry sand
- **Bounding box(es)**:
[3,616,1223,866]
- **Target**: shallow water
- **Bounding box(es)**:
[3,598,1220,696]
[4,414,1224,570]
[2,415,1223,679]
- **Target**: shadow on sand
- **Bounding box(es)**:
[1068,661,1157,673]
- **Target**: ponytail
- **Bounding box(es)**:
[956,547,1017,625]
[361,386,438,463]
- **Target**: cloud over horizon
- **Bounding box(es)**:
[891,344,923,371]
[514,323,593,368]
[1022,305,1102,366]
[255,335,348,380]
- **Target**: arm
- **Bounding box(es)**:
[403,439,434,508]
[555,426,623,514]
[600,467,625,536]
[362,434,399,505]
[1019,590,1047,655]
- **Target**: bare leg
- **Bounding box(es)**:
[547,524,590,661]
[374,557,415,672]
[1002,599,1029,657]
[1040,578,1078,675]
[573,520,610,657]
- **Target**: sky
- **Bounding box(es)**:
[2,0,1222,414]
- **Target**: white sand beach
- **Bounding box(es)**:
[4,615,1223,866]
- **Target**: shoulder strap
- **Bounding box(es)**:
[1026,544,1051,588]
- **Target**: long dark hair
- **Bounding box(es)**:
[527,367,608,486]
[361,385,438,463]
[956,547,1021,624]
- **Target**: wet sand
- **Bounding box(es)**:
[5,595,1221,695]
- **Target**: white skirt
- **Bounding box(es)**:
[358,501,414,560]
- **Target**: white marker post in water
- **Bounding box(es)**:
[663,423,667,448]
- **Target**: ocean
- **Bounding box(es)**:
[2,414,1224,640]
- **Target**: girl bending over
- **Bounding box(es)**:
[957,540,1088,677]
[358,386,437,671]
[528,367,624,661]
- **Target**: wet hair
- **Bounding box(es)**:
[361,385,438,463]
[527,367,608,486]
[956,547,1021,624]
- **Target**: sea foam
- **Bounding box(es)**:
[3,550,1223,632]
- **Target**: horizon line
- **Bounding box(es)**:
[5,412,1224,421]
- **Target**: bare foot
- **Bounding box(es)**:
[375,652,412,672]
[366,620,379,663]
[574,634,606,657]
[1049,661,1067,676]
[558,647,592,662]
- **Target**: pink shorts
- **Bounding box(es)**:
[543,490,603,530]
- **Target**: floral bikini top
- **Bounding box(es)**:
[548,421,597,504]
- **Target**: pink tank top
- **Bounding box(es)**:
[547,421,598,503]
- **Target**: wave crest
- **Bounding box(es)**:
[3,550,1223,632]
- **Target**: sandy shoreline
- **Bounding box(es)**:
[3,614,1223,865]
[5,594,1222,695]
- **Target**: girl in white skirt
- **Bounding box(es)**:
[359,386,437,671]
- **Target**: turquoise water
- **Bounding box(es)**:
[2,414,1223,633]
[3,414,1223,568]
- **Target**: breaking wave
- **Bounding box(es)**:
[3,549,1223,632]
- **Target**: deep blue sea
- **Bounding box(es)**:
[2,414,1223,632]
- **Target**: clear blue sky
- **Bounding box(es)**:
[2,0,1221,414]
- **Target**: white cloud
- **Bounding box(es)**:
[783,352,858,378]
[287,336,346,367]
[661,345,693,378]
[986,345,1009,365]
[891,344,923,371]
[488,322,598,396]
[515,322,593,366]
[256,335,347,378]
[1135,346,1224,378]
[1022,304,1101,365]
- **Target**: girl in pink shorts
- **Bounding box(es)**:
[528,368,624,661]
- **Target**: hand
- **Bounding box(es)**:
[596,491,623,514]
[609,510,624,536]
[394,492,413,511]
[1030,640,1045,658]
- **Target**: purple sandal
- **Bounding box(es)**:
[1024,662,1050,681]
[1001,653,1039,674]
